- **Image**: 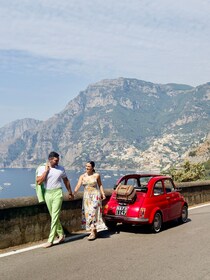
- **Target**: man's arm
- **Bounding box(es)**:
[63,177,74,199]
[36,163,50,185]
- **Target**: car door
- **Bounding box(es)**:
[152,180,169,221]
[163,179,182,219]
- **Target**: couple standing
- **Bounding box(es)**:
[36,151,107,248]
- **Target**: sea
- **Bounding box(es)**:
[0,168,131,199]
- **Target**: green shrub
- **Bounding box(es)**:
[167,160,205,182]
[188,150,197,157]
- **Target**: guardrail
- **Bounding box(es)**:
[0,181,210,250]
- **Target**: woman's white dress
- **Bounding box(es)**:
[82,173,107,231]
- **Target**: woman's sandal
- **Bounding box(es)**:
[87,229,97,241]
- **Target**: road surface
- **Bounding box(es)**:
[1,204,210,280]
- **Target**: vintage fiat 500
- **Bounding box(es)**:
[103,174,188,233]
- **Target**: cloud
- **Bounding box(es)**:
[0,0,210,127]
[0,0,210,85]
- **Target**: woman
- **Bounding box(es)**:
[73,161,107,240]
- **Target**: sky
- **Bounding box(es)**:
[0,0,210,128]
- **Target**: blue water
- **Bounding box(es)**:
[0,168,130,199]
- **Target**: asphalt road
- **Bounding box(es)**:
[1,204,210,280]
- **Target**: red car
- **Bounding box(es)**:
[103,174,188,233]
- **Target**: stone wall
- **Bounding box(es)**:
[176,180,210,205]
[0,190,112,250]
[0,182,210,250]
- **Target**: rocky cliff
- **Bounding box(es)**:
[0,78,209,171]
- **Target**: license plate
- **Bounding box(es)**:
[116,206,127,215]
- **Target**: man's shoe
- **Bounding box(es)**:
[57,235,65,244]
[43,242,53,248]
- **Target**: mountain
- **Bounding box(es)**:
[0,78,210,171]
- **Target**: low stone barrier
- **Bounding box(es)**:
[0,181,210,250]
[0,190,112,250]
[176,180,210,205]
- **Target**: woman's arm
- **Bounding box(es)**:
[73,174,83,195]
[97,174,106,200]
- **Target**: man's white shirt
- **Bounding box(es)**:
[37,165,67,190]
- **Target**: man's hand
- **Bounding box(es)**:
[45,161,50,171]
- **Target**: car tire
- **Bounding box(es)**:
[105,220,117,230]
[178,205,188,223]
[151,212,162,233]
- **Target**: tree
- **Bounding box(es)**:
[167,160,205,182]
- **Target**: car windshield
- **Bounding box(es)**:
[140,176,153,186]
[116,175,158,192]
[136,176,154,192]
[118,177,153,193]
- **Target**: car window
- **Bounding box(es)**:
[153,181,164,196]
[126,178,139,188]
[164,179,175,193]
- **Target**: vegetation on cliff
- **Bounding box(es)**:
[0,78,209,172]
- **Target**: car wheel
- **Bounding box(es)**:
[105,220,117,230]
[151,212,162,233]
[178,205,188,223]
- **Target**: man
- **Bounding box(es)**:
[36,151,74,248]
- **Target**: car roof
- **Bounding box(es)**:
[116,173,170,184]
